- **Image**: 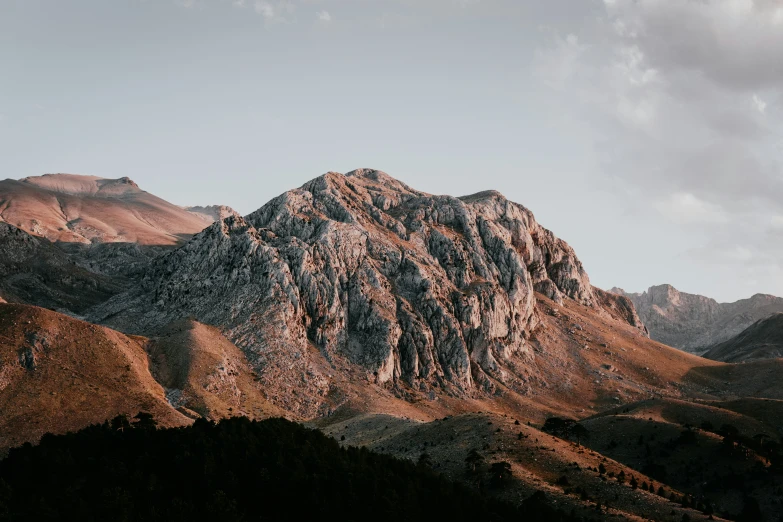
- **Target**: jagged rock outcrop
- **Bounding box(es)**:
[185,205,241,224]
[613,284,783,352]
[94,170,646,416]
[592,287,648,335]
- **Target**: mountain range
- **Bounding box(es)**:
[611,284,783,354]
[701,313,783,363]
[2,171,783,520]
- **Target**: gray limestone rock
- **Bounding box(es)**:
[92,170,646,416]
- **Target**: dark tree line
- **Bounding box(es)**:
[0,415,590,522]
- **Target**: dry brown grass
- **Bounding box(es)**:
[0,303,189,453]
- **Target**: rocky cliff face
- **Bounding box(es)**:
[94,170,646,416]
[185,205,241,224]
[613,284,783,352]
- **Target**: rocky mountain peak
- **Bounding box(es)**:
[94,170,646,416]
[647,284,684,308]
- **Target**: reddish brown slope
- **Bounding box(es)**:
[0,304,189,453]
[147,319,285,421]
[0,174,216,245]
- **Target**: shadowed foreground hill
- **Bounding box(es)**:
[0,417,585,522]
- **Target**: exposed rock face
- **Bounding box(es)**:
[185,205,241,224]
[702,313,783,363]
[94,170,646,416]
[613,284,783,352]
[592,287,648,336]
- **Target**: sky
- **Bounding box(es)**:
[2,0,782,302]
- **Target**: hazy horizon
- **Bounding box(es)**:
[3,0,782,302]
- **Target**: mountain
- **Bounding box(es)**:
[0,173,232,246]
[0,303,189,453]
[7,169,783,519]
[92,169,648,417]
[611,284,783,353]
[146,319,284,420]
[0,223,123,314]
[0,301,285,453]
[701,313,783,363]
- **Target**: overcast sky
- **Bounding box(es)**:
[2,0,782,302]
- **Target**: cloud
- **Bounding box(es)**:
[254,1,274,18]
[654,192,729,224]
[603,0,783,92]
[537,0,783,206]
[753,94,767,114]
[534,0,783,295]
[533,32,586,90]
[316,10,331,22]
[253,0,296,23]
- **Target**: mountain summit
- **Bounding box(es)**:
[0,173,233,245]
[94,169,645,416]
[614,284,783,352]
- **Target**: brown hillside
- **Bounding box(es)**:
[0,174,217,245]
[0,304,188,453]
[147,319,285,421]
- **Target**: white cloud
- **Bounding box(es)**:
[535,0,783,217]
[770,215,783,230]
[728,245,754,262]
[654,192,729,224]
[252,0,294,22]
[254,1,274,18]
[317,10,331,22]
[753,94,767,114]
[533,31,586,90]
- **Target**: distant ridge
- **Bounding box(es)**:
[703,313,783,362]
[0,173,235,245]
[612,284,783,352]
